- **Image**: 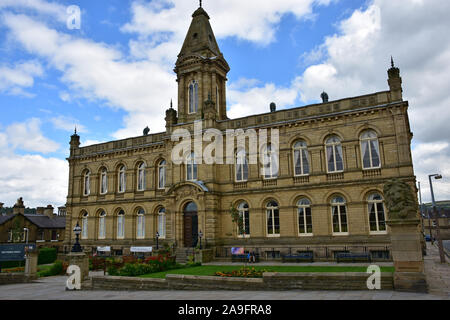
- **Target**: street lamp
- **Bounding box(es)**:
[156,232,160,250]
[71,222,82,253]
[199,230,203,250]
[428,174,446,263]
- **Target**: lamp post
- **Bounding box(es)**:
[428,174,446,263]
[23,227,29,244]
[71,222,82,253]
[156,232,160,250]
[199,230,203,250]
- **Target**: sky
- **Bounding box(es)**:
[0,0,449,208]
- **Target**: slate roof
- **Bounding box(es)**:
[0,215,14,225]
[24,214,66,229]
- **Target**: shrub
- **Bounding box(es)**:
[38,248,57,265]
[38,260,68,277]
[215,267,272,278]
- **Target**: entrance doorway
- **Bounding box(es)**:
[183,202,198,248]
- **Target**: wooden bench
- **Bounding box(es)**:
[231,254,260,263]
[336,252,371,263]
[282,252,314,263]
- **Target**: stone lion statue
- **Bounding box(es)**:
[383,179,418,220]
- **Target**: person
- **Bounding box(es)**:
[249,251,256,263]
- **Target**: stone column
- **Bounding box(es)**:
[67,252,89,281]
[387,219,427,292]
[24,250,39,280]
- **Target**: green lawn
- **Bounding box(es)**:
[140,265,395,279]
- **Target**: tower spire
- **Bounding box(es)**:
[391,56,395,68]
[199,0,202,8]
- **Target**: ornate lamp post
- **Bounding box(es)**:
[71,222,82,253]
[156,232,160,250]
[199,230,203,250]
[428,174,446,263]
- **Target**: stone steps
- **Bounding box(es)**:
[175,248,195,264]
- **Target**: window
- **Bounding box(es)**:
[262,144,278,179]
[51,230,58,241]
[100,168,107,194]
[118,165,126,193]
[266,201,280,236]
[331,196,348,234]
[82,212,88,239]
[368,193,387,233]
[7,229,12,242]
[237,202,250,237]
[117,210,125,239]
[293,141,310,176]
[235,149,248,182]
[158,160,166,189]
[216,85,220,112]
[137,163,146,191]
[158,208,166,239]
[83,170,90,196]
[186,152,197,181]
[98,211,106,239]
[188,80,199,114]
[38,230,45,241]
[137,208,145,239]
[325,136,344,173]
[297,198,313,236]
[360,130,381,169]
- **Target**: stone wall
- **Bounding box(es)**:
[0,273,35,285]
[90,272,394,291]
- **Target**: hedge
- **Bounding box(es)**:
[37,248,57,265]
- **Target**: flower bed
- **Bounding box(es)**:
[214,267,274,278]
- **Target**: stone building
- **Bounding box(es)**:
[64,5,417,261]
[0,198,66,250]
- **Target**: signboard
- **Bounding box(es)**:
[130,247,152,253]
[0,244,36,262]
[97,246,111,252]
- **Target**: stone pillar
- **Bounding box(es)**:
[387,219,428,292]
[67,252,89,281]
[24,250,39,280]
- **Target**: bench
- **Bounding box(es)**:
[336,252,371,263]
[231,254,260,263]
[282,252,314,263]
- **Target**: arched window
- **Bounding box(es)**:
[158,160,166,189]
[136,208,145,239]
[262,144,278,179]
[293,140,310,176]
[188,80,199,114]
[325,135,344,173]
[100,168,107,195]
[266,201,280,236]
[137,162,146,191]
[98,211,106,239]
[83,170,90,196]
[186,152,197,181]
[118,165,126,193]
[158,207,166,239]
[237,202,250,237]
[81,212,89,239]
[235,149,248,182]
[360,130,381,169]
[297,198,312,236]
[117,210,125,239]
[331,196,348,234]
[368,193,386,233]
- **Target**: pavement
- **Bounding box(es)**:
[0,243,448,300]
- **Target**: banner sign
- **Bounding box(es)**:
[130,247,153,253]
[97,246,111,252]
[0,244,36,262]
[231,247,244,255]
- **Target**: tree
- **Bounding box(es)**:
[11,216,23,243]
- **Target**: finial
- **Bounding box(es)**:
[199,0,202,8]
[74,126,77,135]
[170,99,173,109]
[391,56,394,68]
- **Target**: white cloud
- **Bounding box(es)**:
[0,0,67,22]
[0,153,68,208]
[50,115,87,133]
[4,118,60,153]
[0,60,44,96]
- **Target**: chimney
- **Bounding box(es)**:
[13,197,25,215]
[44,205,55,219]
[36,207,45,215]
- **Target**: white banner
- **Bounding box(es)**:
[130,247,153,253]
[97,246,111,252]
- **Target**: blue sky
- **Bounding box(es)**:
[0,0,449,207]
